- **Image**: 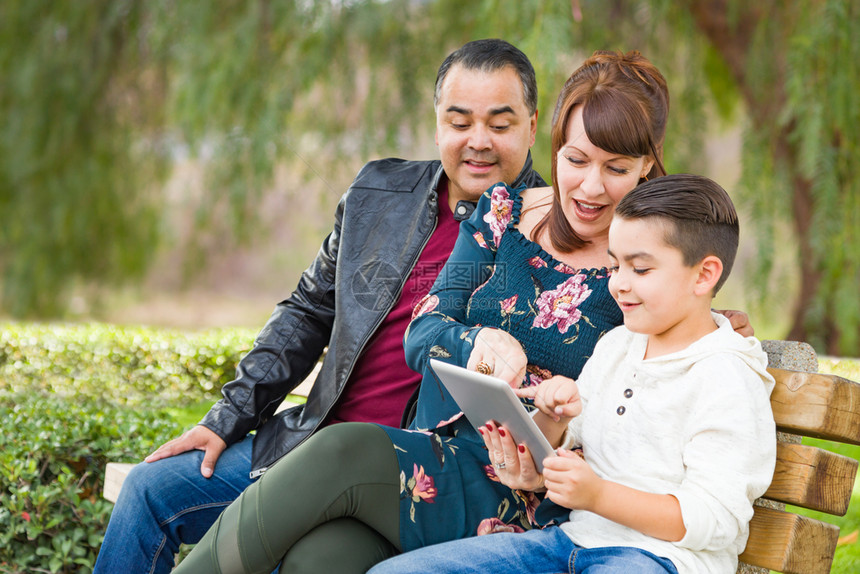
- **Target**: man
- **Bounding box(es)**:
[94,38,546,573]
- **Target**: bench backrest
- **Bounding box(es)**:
[738,346,860,573]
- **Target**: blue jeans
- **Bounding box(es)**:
[368,526,679,574]
[93,435,256,574]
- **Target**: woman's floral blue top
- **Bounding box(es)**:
[377,183,622,551]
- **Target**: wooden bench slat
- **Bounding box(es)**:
[292,363,318,398]
[768,368,860,445]
[103,462,135,503]
[765,441,859,515]
[739,505,839,574]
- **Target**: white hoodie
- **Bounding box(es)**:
[559,312,776,574]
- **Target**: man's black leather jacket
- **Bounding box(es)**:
[199,154,546,477]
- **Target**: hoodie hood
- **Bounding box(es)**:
[634,312,775,395]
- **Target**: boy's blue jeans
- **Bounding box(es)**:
[368,525,679,574]
[93,435,256,574]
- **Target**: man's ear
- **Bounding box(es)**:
[694,255,723,297]
[529,110,538,147]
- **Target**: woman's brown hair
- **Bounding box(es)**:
[533,50,669,253]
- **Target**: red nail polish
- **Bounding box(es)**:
[518,444,525,453]
[478,427,484,435]
[498,428,506,437]
[486,422,494,431]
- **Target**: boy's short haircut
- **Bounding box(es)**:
[615,173,739,295]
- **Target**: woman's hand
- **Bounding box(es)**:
[467,327,527,388]
[480,421,544,492]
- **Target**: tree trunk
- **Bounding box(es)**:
[687,1,827,347]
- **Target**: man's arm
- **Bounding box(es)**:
[200,217,340,445]
[146,194,344,475]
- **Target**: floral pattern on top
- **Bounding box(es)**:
[386,183,623,552]
[498,294,525,329]
[527,255,548,269]
[532,273,592,334]
[553,262,579,274]
[477,517,524,536]
[411,294,440,321]
[482,185,514,247]
[472,231,488,250]
[405,464,437,503]
[525,365,553,388]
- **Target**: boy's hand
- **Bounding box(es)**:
[480,422,544,491]
[543,448,604,511]
[515,375,582,422]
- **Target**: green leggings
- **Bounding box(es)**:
[172,423,402,574]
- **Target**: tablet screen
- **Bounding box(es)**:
[430,359,555,471]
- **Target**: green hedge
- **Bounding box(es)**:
[0,322,256,573]
[0,393,179,573]
[0,322,255,407]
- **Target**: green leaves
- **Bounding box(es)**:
[0,321,258,572]
[2,1,859,352]
[0,0,163,318]
[0,391,176,572]
[0,321,254,407]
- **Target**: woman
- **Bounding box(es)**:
[173,49,670,574]
[368,175,774,574]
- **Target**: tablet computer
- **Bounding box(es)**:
[430,358,555,471]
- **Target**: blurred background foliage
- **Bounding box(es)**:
[0,321,249,572]
[1,0,858,355]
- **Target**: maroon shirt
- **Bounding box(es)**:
[325,183,459,426]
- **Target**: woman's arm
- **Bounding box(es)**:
[404,184,527,383]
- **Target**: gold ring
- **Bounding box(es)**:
[476,361,492,375]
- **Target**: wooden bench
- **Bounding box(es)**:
[102,343,858,573]
[737,341,859,574]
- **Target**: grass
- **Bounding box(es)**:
[788,437,860,573]
[165,394,307,432]
[790,358,860,573]
[166,401,213,430]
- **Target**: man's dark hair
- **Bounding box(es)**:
[615,174,740,295]
[434,39,537,115]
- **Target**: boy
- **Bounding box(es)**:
[368,173,777,574]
